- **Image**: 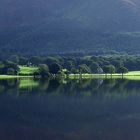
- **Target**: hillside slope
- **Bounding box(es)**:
[1,0,140,56]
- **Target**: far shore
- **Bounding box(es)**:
[0,75,34,79]
[67,73,140,80]
[2,71,140,80]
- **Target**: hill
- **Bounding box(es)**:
[1,0,140,56]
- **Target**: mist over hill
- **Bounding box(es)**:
[1,0,140,56]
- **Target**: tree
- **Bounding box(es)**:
[37,64,50,77]
[110,59,123,68]
[103,65,116,76]
[90,62,100,73]
[49,63,62,74]
[3,61,19,74]
[7,68,15,75]
[70,67,77,74]
[65,60,74,71]
[9,55,19,64]
[19,57,28,65]
[80,58,93,66]
[117,66,129,76]
[78,64,91,74]
[29,56,43,66]
[45,57,60,66]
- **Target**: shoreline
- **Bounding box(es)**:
[67,73,140,80]
[0,75,34,79]
[2,72,140,80]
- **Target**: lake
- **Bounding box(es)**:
[0,78,140,140]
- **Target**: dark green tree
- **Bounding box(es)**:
[117,66,129,76]
[49,63,62,74]
[37,64,50,77]
[7,68,15,75]
[103,65,116,76]
[19,57,28,65]
[90,62,100,73]
[30,56,43,66]
[2,61,19,74]
[78,64,91,74]
[45,57,60,66]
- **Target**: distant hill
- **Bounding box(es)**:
[1,0,140,56]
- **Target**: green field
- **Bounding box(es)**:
[68,71,140,80]
[126,71,140,75]
[19,66,38,75]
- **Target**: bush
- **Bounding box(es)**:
[7,68,15,75]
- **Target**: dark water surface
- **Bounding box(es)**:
[0,78,140,140]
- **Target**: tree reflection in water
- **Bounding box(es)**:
[0,78,140,98]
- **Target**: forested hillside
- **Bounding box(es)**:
[1,31,140,57]
[1,0,140,56]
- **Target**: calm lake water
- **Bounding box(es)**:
[0,78,140,140]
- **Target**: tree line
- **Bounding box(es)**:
[1,54,138,76]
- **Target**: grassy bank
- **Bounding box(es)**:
[0,75,33,79]
[2,68,140,80]
[68,71,140,80]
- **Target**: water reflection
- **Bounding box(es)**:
[0,78,140,98]
[0,78,140,139]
